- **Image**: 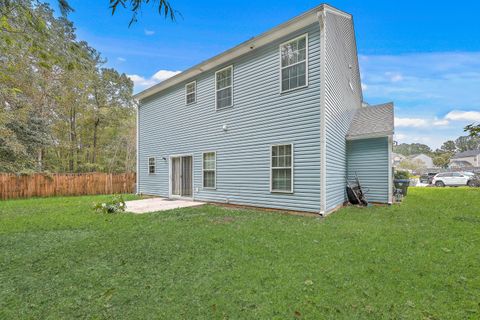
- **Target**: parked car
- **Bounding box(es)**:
[419,172,438,184]
[462,171,475,178]
[432,172,470,187]
[467,174,480,187]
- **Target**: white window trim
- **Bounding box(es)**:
[202,151,217,189]
[215,65,234,110]
[279,33,309,94]
[185,80,197,105]
[148,157,156,175]
[270,144,294,193]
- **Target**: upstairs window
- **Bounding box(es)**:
[203,152,216,189]
[271,144,293,193]
[215,66,233,110]
[280,35,308,92]
[185,81,196,105]
[148,157,155,174]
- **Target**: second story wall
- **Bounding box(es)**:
[138,22,323,212]
[324,11,363,212]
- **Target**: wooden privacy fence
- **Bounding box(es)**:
[0,173,136,200]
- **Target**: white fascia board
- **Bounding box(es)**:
[346,131,393,141]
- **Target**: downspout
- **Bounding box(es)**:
[136,101,140,195]
[388,135,393,204]
[318,8,327,215]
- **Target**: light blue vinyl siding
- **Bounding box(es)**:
[138,23,322,213]
[324,12,362,211]
[347,137,390,203]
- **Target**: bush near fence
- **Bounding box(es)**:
[0,173,136,200]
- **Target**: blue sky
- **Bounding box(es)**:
[49,0,480,149]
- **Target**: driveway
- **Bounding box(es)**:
[126,198,205,214]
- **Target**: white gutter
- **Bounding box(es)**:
[346,131,394,141]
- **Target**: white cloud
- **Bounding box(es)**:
[394,133,407,141]
[117,57,126,62]
[445,110,480,122]
[433,118,449,126]
[395,117,428,127]
[128,69,181,91]
[361,82,368,90]
[413,136,431,143]
[385,72,404,82]
[361,52,480,108]
[144,29,155,36]
[360,52,480,149]
[151,70,181,82]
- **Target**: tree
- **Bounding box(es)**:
[455,136,480,152]
[89,68,134,166]
[465,123,480,138]
[433,154,451,168]
[440,140,456,153]
[57,0,176,26]
[397,159,427,172]
[393,143,432,156]
[1,0,136,173]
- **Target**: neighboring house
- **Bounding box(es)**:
[408,154,435,168]
[449,149,480,168]
[135,4,394,215]
[449,160,473,168]
[392,153,405,167]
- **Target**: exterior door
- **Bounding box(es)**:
[171,156,193,197]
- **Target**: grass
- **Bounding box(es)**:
[0,188,479,319]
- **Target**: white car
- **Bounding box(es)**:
[432,172,470,187]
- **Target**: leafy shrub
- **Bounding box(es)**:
[93,195,126,214]
[394,170,410,180]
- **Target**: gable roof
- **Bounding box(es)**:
[346,102,394,140]
[134,4,353,101]
[449,160,473,167]
[452,149,480,158]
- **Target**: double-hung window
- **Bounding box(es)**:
[215,66,233,109]
[280,35,308,92]
[185,81,196,105]
[203,152,216,189]
[271,144,293,193]
[148,157,155,174]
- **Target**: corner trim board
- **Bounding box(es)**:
[318,8,327,214]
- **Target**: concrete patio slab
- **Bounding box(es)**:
[126,198,205,214]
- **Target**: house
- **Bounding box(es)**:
[392,153,406,167]
[135,4,394,215]
[449,149,480,168]
[407,154,435,168]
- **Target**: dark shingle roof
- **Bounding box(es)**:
[449,160,473,167]
[346,102,394,139]
[452,149,480,159]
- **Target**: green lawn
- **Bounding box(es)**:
[1,188,479,319]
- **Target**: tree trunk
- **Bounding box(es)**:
[69,106,77,173]
[92,117,100,164]
[37,148,43,172]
